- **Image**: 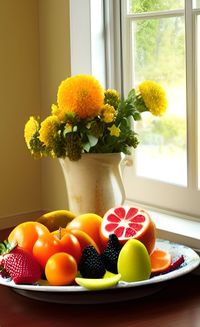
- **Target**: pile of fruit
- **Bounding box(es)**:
[0,206,185,290]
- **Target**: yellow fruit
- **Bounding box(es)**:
[117,239,151,282]
[36,210,76,232]
[75,272,121,290]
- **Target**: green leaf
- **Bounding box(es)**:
[88,134,98,147]
[127,88,136,100]
[83,142,91,152]
[133,111,142,121]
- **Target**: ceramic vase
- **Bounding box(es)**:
[59,153,126,217]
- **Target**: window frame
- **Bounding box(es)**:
[69,0,200,249]
[119,0,200,220]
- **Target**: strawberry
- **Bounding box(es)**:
[0,242,42,284]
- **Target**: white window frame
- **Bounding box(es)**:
[69,0,200,252]
[119,0,200,221]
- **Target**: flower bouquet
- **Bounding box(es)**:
[24,74,167,161]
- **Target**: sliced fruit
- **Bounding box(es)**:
[75,272,121,290]
[66,213,103,251]
[70,229,100,253]
[150,248,172,273]
[170,255,184,271]
[100,206,156,254]
[36,210,76,232]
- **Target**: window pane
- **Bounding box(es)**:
[193,0,200,8]
[131,17,187,186]
[128,0,184,14]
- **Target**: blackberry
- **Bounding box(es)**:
[78,245,105,278]
[107,234,121,251]
[101,234,122,274]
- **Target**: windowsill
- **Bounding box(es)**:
[125,200,200,253]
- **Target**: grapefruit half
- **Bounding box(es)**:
[100,206,156,254]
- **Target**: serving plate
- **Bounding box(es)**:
[0,239,199,304]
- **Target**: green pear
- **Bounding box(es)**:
[117,239,151,282]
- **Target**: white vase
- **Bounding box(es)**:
[59,153,126,217]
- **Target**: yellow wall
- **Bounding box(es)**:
[38,0,71,211]
[0,0,41,218]
[0,0,71,223]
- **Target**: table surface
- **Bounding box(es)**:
[0,273,199,327]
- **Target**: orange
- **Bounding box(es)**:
[100,206,156,254]
[66,213,103,251]
[70,229,100,253]
[45,252,77,286]
[8,221,49,254]
[150,248,172,273]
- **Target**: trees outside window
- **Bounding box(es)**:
[119,0,200,218]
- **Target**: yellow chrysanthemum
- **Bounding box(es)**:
[108,124,121,137]
[138,80,167,116]
[24,116,39,149]
[104,89,120,109]
[51,104,66,121]
[100,104,116,123]
[39,116,60,147]
[57,74,104,119]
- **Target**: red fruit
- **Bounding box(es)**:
[0,246,42,284]
[100,206,156,254]
[169,255,185,271]
[32,232,81,269]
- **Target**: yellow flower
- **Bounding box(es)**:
[39,116,60,147]
[108,124,121,137]
[57,74,104,119]
[138,80,167,116]
[104,89,120,109]
[24,116,39,149]
[100,104,116,123]
[51,104,66,121]
[65,123,73,133]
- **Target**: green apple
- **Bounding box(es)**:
[117,239,151,282]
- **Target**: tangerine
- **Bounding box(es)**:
[100,206,156,254]
[150,248,172,273]
[8,221,49,254]
[66,213,103,251]
[45,252,77,286]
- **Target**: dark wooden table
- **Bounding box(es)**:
[0,273,199,327]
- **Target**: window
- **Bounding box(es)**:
[69,0,200,220]
[119,0,200,218]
